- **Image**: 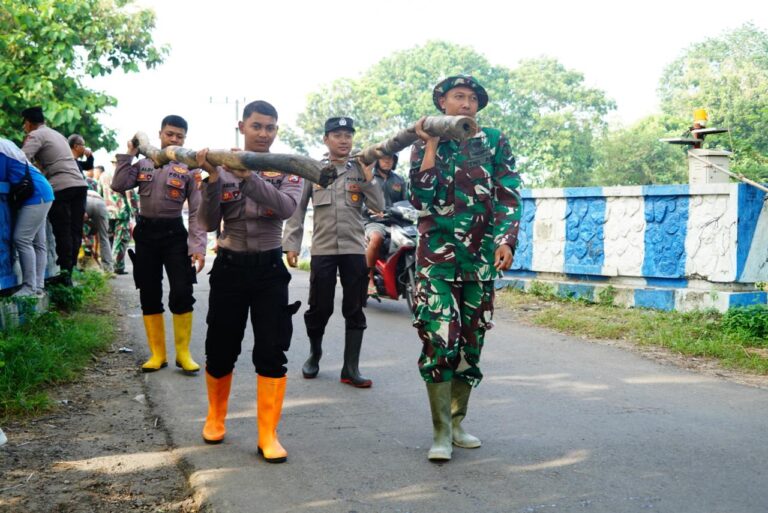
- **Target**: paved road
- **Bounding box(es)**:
[113,262,768,513]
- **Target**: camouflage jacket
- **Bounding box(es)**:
[409,127,522,281]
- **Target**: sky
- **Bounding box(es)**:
[90,0,768,165]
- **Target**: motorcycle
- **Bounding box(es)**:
[368,200,419,313]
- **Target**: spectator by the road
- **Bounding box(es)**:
[68,134,94,175]
[21,106,88,286]
[1,137,54,296]
[84,188,114,273]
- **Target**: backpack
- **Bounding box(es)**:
[9,162,35,209]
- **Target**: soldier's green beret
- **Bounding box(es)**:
[432,75,489,112]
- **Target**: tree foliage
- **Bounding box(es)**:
[658,23,768,180]
[0,0,167,150]
[592,115,687,186]
[285,41,616,187]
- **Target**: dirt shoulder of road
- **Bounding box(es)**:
[0,295,207,513]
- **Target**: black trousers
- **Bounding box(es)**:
[48,186,87,273]
[205,248,300,378]
[304,254,367,339]
[132,216,195,316]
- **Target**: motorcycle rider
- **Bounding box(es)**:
[364,154,407,296]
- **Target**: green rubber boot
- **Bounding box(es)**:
[426,381,453,461]
[451,379,482,448]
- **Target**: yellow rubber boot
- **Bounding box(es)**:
[257,375,288,463]
[172,312,200,374]
[202,372,233,444]
[141,314,167,372]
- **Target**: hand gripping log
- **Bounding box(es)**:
[353,115,479,165]
[131,132,337,187]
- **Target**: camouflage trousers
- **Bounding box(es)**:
[82,223,95,257]
[112,219,132,272]
[412,278,495,386]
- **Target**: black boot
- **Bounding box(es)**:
[340,329,372,388]
[301,337,323,379]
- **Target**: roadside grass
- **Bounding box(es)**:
[0,271,116,420]
[497,286,768,374]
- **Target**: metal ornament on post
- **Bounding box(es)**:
[660,108,732,185]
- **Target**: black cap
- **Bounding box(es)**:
[21,106,45,123]
[324,117,355,134]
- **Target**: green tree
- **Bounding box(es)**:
[285,41,615,187]
[592,115,687,186]
[507,58,615,187]
[0,0,167,150]
[658,23,768,180]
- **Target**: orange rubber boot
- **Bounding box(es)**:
[202,372,233,444]
[256,375,288,463]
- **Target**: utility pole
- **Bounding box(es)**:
[209,96,247,148]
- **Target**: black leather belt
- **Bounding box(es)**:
[136,215,183,229]
[218,247,282,266]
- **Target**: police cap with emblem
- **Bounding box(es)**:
[324,117,355,134]
[432,75,489,112]
[21,106,45,124]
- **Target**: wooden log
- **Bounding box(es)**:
[131,132,337,187]
[354,115,479,165]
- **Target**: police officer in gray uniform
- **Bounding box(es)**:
[112,115,207,376]
[21,106,88,285]
[284,117,384,388]
[195,101,303,463]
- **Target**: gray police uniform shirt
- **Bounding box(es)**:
[111,154,207,255]
[21,125,87,192]
[199,168,303,253]
[283,159,385,256]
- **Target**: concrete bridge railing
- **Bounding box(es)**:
[503,183,768,311]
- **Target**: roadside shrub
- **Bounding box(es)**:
[721,305,768,342]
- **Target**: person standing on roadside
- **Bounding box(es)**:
[21,106,88,286]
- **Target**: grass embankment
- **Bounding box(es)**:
[498,284,768,375]
[0,271,115,420]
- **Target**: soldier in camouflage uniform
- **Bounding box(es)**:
[111,186,138,275]
[409,75,522,462]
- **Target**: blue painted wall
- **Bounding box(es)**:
[634,289,675,310]
[736,184,766,280]
[511,195,535,272]
[642,189,689,278]
[564,188,605,275]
